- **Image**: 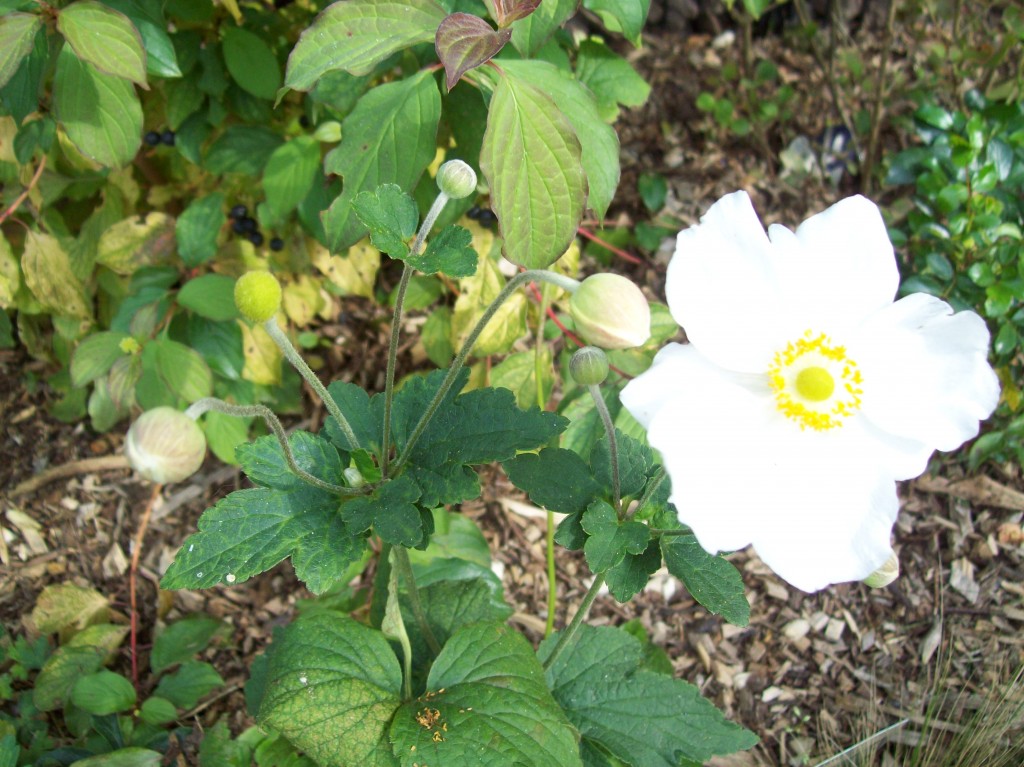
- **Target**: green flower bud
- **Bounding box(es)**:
[569,274,651,350]
[234,271,282,324]
[436,159,477,200]
[313,120,342,143]
[343,467,366,488]
[862,551,899,589]
[570,346,610,386]
[125,407,207,483]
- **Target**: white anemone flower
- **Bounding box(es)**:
[621,192,1000,592]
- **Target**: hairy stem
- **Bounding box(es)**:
[588,384,621,516]
[541,572,606,672]
[391,546,442,656]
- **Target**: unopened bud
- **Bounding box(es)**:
[313,120,342,143]
[569,274,651,350]
[863,551,899,589]
[125,407,207,483]
[343,467,366,488]
[570,346,610,386]
[234,271,282,324]
[436,160,477,200]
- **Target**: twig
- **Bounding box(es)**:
[0,156,47,226]
[862,0,900,194]
[576,227,645,265]
[10,454,129,497]
[130,483,162,688]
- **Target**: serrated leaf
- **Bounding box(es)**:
[262,136,321,225]
[101,0,181,78]
[412,224,478,277]
[70,331,129,388]
[161,486,365,594]
[435,12,512,91]
[322,71,441,251]
[150,615,230,673]
[258,613,403,767]
[58,0,147,87]
[480,72,586,268]
[540,625,759,766]
[323,380,384,453]
[285,0,447,91]
[484,0,541,26]
[503,447,599,514]
[176,193,225,268]
[353,184,419,258]
[0,13,41,91]
[343,474,423,547]
[204,125,283,176]
[96,213,176,275]
[391,622,581,766]
[581,499,650,572]
[582,0,650,46]
[509,0,575,56]
[22,230,91,319]
[605,538,661,602]
[502,59,620,219]
[153,660,223,708]
[590,429,653,500]
[236,431,347,491]
[72,670,137,715]
[661,533,750,626]
[222,26,280,100]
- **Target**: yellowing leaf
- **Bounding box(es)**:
[452,256,525,356]
[282,275,326,327]
[311,239,380,299]
[22,231,91,319]
[30,583,110,640]
[240,321,282,386]
[96,213,176,275]
[0,231,20,308]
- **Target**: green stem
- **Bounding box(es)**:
[628,466,666,521]
[541,572,606,672]
[263,318,360,451]
[545,510,557,638]
[381,192,452,478]
[391,546,442,656]
[391,269,576,473]
[185,398,365,496]
[588,383,620,515]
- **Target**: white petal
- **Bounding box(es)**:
[667,192,792,372]
[619,343,724,429]
[851,293,1000,453]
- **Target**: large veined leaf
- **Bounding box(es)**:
[53,46,142,167]
[435,12,511,91]
[262,136,321,225]
[509,0,575,56]
[0,13,41,90]
[22,230,91,319]
[286,0,447,92]
[101,0,181,78]
[480,72,586,269]
[222,25,281,100]
[57,0,148,87]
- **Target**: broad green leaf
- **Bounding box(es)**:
[605,538,661,602]
[322,71,441,251]
[201,408,250,465]
[323,379,384,454]
[258,613,403,767]
[490,346,553,409]
[285,0,447,91]
[204,125,283,176]
[54,46,142,166]
[139,697,178,725]
[581,499,650,572]
[503,447,599,514]
[162,486,366,594]
[352,183,419,258]
[70,331,129,388]
[480,72,586,268]
[408,511,492,568]
[661,533,750,626]
[58,0,148,87]
[69,749,162,767]
[501,60,619,219]
[435,12,512,91]
[236,431,347,491]
[391,622,581,767]
[33,623,129,711]
[149,338,214,403]
[30,582,110,637]
[22,230,91,319]
[412,224,478,277]
[559,386,621,458]
[222,26,280,100]
[188,315,244,381]
[343,475,424,547]
[13,113,56,164]
[176,193,225,267]
[577,39,649,120]
[540,625,758,766]
[0,13,40,90]
[96,213,176,275]
[102,0,181,78]
[153,660,223,708]
[582,0,650,46]
[177,274,236,321]
[150,615,231,673]
[590,429,654,500]
[421,305,453,367]
[0,23,47,124]
[509,0,575,56]
[71,670,136,714]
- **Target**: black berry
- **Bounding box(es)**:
[270,237,284,251]
[477,209,497,228]
[466,205,482,220]
[161,130,176,146]
[248,231,264,246]
[240,217,258,233]
[144,131,161,146]
[231,218,248,235]
[229,204,247,219]
[299,115,311,128]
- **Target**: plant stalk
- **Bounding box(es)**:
[588,384,621,515]
[541,572,606,672]
[391,546,442,656]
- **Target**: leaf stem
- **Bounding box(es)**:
[588,383,621,516]
[391,546,442,656]
[628,466,666,521]
[541,572,606,672]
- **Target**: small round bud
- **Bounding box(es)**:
[570,346,610,386]
[862,551,899,589]
[569,274,651,350]
[234,271,282,323]
[125,407,207,483]
[313,120,342,143]
[343,467,366,488]
[436,160,477,200]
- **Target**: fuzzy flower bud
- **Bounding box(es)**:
[125,407,207,483]
[862,551,899,589]
[436,160,477,200]
[570,346,610,386]
[234,271,282,324]
[569,274,651,350]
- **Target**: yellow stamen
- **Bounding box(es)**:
[767,330,863,430]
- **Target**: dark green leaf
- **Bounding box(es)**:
[590,429,653,500]
[176,193,226,267]
[503,447,600,514]
[344,475,424,547]
[324,380,384,454]
[101,0,181,78]
[153,660,223,709]
[582,0,650,45]
[222,26,280,100]
[236,431,347,491]
[353,184,419,258]
[151,615,230,673]
[412,224,478,277]
[604,538,661,602]
[581,499,650,572]
[262,136,321,225]
[187,315,244,380]
[661,533,749,626]
[204,125,283,176]
[555,511,587,550]
[0,13,41,91]
[71,670,137,715]
[0,24,47,124]
[70,331,128,388]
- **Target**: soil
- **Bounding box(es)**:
[2,12,1024,767]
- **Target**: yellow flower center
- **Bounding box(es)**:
[767,330,863,430]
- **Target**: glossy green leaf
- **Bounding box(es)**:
[258,613,403,767]
[187,315,244,381]
[323,380,384,454]
[151,338,213,402]
[58,0,148,87]
[503,447,600,514]
[0,13,41,90]
[176,193,226,268]
[262,136,321,225]
[153,660,223,708]
[286,0,447,91]
[322,71,441,251]
[391,622,581,767]
[0,23,47,124]
[540,625,759,766]
[435,12,512,91]
[576,39,649,120]
[480,72,586,268]
[222,25,280,100]
[53,46,143,167]
[204,125,283,176]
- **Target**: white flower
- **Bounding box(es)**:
[621,192,999,592]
